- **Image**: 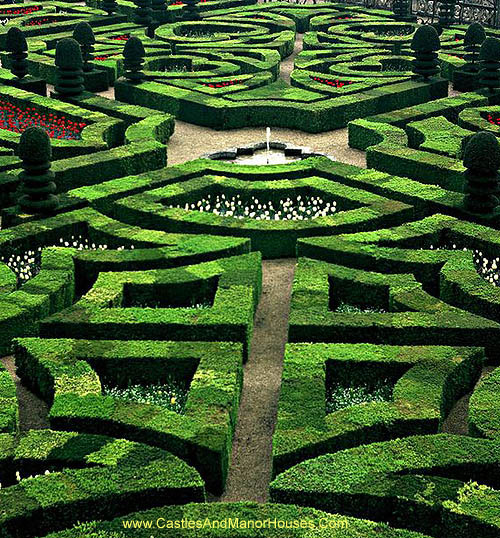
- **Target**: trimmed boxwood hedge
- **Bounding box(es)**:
[111,169,413,258]
[0,360,17,433]
[270,434,500,538]
[273,343,484,475]
[45,502,433,538]
[469,366,500,438]
[0,429,204,538]
[39,253,262,361]
[288,256,500,350]
[14,338,244,494]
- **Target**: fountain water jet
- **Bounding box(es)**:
[266,127,271,164]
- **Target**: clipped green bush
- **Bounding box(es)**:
[55,38,84,97]
[479,37,500,92]
[73,22,95,73]
[5,28,28,80]
[411,25,440,80]
[102,0,118,15]
[183,0,201,21]
[18,127,59,214]
[133,0,153,26]
[123,36,145,84]
[463,131,500,213]
[464,22,486,72]
[439,0,456,26]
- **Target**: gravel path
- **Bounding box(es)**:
[1,355,49,431]
[280,33,303,84]
[215,258,296,502]
[168,122,366,167]
[441,365,496,435]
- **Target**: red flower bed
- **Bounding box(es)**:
[310,76,355,88]
[110,34,130,41]
[0,101,87,140]
[201,79,242,88]
[22,16,65,27]
[95,53,120,61]
[0,5,42,15]
[486,113,500,126]
[334,16,353,19]
[171,0,207,4]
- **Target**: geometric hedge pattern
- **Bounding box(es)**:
[1,1,500,537]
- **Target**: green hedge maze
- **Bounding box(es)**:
[1,0,500,537]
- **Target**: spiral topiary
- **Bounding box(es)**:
[463,131,500,213]
[183,0,200,21]
[18,127,59,214]
[438,0,456,26]
[464,23,486,72]
[479,37,500,92]
[55,38,84,97]
[102,0,118,15]
[73,22,95,73]
[411,25,440,80]
[123,36,146,83]
[5,28,28,80]
[133,0,152,26]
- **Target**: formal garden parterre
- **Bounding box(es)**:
[1,0,500,537]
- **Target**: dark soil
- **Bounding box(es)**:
[1,355,49,431]
[215,258,296,502]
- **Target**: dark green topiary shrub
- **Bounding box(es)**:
[18,127,59,214]
[183,0,200,21]
[479,37,500,92]
[464,22,486,72]
[411,25,440,80]
[439,0,456,26]
[55,38,84,97]
[102,0,118,15]
[73,22,95,73]
[5,27,28,79]
[123,36,146,83]
[152,0,168,22]
[133,0,153,26]
[463,131,500,213]
[392,0,411,21]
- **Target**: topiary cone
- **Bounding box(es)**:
[123,36,146,83]
[18,127,59,214]
[464,22,486,72]
[411,25,440,80]
[73,22,95,73]
[5,27,28,80]
[102,0,118,15]
[55,38,84,97]
[463,131,500,213]
[183,0,200,21]
[479,37,500,93]
[133,0,153,26]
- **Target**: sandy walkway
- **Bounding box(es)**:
[1,356,49,431]
[215,258,296,502]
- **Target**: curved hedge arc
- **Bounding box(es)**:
[13,338,244,494]
[45,502,433,538]
[273,343,484,476]
[0,429,204,538]
[288,257,500,349]
[39,252,262,360]
[110,166,413,257]
[270,434,500,538]
[469,366,500,438]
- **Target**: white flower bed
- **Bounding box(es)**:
[170,194,338,221]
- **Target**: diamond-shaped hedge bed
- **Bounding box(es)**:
[110,159,413,258]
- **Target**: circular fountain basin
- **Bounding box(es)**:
[202,141,334,165]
